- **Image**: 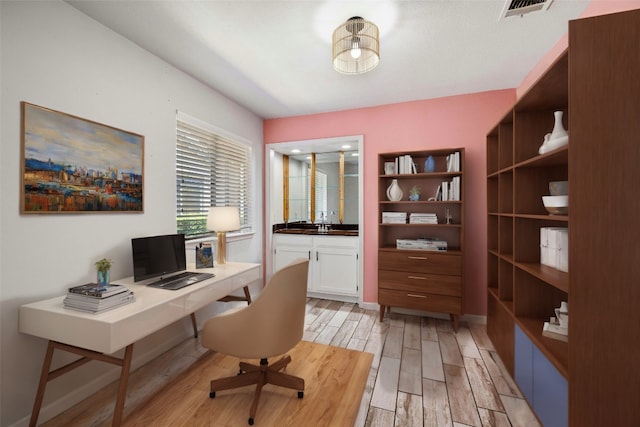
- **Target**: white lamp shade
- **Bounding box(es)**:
[207,206,240,232]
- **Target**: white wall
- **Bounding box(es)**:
[0,1,263,425]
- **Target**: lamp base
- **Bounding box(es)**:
[216,231,227,265]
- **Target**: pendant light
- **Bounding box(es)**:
[332,16,380,74]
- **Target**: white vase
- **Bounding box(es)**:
[539,111,569,154]
[386,179,403,201]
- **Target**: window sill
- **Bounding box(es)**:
[187,231,254,247]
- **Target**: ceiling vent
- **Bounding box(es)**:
[499,0,554,20]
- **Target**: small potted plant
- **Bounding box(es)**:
[409,185,421,201]
[95,258,113,286]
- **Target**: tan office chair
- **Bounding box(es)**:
[201,258,309,425]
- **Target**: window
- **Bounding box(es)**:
[176,113,252,239]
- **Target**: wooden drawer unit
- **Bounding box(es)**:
[378,249,462,329]
[379,250,461,276]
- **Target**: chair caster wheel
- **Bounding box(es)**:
[248,417,254,425]
[298,391,304,398]
[209,391,216,398]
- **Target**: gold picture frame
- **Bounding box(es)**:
[21,102,144,213]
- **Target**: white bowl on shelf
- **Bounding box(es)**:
[549,181,568,196]
[542,195,568,215]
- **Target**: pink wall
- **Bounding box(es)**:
[518,0,640,97]
[264,90,515,315]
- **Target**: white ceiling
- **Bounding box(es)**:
[65,0,590,120]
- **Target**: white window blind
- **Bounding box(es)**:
[176,114,252,239]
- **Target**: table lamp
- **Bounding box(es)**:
[207,206,240,265]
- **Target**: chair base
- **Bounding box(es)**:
[209,355,304,425]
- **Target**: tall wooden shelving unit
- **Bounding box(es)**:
[378,149,464,329]
[487,8,640,427]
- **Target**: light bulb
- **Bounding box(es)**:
[350,38,361,59]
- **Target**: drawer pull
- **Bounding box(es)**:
[408,256,428,260]
[408,275,428,280]
[407,294,427,299]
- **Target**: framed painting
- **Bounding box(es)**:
[20,102,144,213]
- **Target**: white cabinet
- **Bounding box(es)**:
[273,234,358,300]
[273,234,312,275]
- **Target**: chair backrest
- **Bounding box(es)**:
[201,258,309,358]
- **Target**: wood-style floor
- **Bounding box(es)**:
[43,298,540,427]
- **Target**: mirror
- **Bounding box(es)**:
[268,136,361,226]
[285,151,359,224]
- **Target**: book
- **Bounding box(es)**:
[382,212,407,224]
[542,321,569,342]
[64,292,135,313]
[68,283,128,298]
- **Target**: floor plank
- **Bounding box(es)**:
[370,356,401,411]
[41,298,539,427]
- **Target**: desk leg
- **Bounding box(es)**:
[29,341,56,427]
[190,312,198,338]
[29,341,134,427]
[112,344,134,427]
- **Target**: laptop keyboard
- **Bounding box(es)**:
[148,272,215,290]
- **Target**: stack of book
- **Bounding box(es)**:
[409,213,438,224]
[382,212,407,224]
[64,283,135,314]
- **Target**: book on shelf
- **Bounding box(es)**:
[542,320,568,342]
[440,176,461,201]
[395,154,416,174]
[409,213,438,224]
[382,212,407,224]
[446,151,460,172]
[68,283,128,298]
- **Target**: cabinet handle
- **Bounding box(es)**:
[408,275,428,280]
[408,256,428,260]
[407,294,427,299]
[308,250,311,260]
[316,251,318,262]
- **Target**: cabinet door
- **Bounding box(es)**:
[274,245,310,273]
[314,246,357,296]
[515,325,534,404]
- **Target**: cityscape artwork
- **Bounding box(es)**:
[21,102,144,213]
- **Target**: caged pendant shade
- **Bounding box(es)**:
[332,16,379,75]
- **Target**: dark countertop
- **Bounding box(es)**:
[273,222,358,236]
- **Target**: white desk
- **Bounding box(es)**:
[19,262,260,426]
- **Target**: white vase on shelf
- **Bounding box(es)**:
[386,179,403,201]
[539,110,569,154]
